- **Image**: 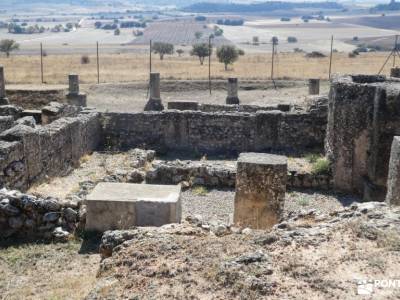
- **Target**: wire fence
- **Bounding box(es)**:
[0,35,399,86]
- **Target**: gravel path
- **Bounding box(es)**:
[181,188,360,224]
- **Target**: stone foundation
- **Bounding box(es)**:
[146,159,332,190]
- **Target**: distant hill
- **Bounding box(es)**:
[374,1,400,11]
[184,1,344,13]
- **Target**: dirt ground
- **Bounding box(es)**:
[0,239,100,300]
[92,204,400,299]
[82,80,328,112]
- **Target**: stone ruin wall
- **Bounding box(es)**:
[102,106,327,155]
[0,109,101,191]
[6,88,66,110]
[326,75,400,201]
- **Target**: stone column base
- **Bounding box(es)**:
[67,93,87,107]
[144,98,164,111]
[226,97,240,105]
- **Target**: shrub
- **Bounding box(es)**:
[287,36,298,43]
[297,197,310,207]
[194,31,203,39]
[195,16,206,22]
[305,51,326,58]
[348,52,357,58]
[311,157,330,175]
[192,186,208,196]
[252,36,259,45]
[81,55,90,64]
[305,153,321,164]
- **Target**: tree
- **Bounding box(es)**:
[195,31,203,39]
[190,43,212,65]
[0,39,19,57]
[271,36,279,45]
[216,45,242,71]
[114,28,120,35]
[252,36,259,45]
[152,42,174,60]
[214,27,223,37]
[176,49,184,57]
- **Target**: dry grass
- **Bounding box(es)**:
[0,240,99,300]
[0,52,395,84]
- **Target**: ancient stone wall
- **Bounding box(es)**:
[6,88,66,110]
[102,109,326,155]
[41,102,81,125]
[0,110,101,191]
[326,75,400,200]
[146,160,332,190]
[0,188,80,240]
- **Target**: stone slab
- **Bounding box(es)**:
[234,152,287,229]
[85,182,181,231]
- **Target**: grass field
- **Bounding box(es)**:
[0,51,396,84]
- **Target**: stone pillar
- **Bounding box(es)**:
[68,74,80,95]
[391,68,400,78]
[144,73,164,111]
[0,66,9,105]
[234,153,287,229]
[386,136,400,205]
[66,74,86,107]
[308,79,320,95]
[226,78,239,104]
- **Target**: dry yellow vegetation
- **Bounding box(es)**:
[0,51,395,84]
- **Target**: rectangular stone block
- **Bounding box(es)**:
[85,182,181,232]
[234,153,287,229]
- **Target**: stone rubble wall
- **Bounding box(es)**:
[6,88,66,110]
[41,101,82,124]
[145,160,332,190]
[102,106,327,155]
[168,101,292,113]
[0,188,80,240]
[0,110,102,191]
